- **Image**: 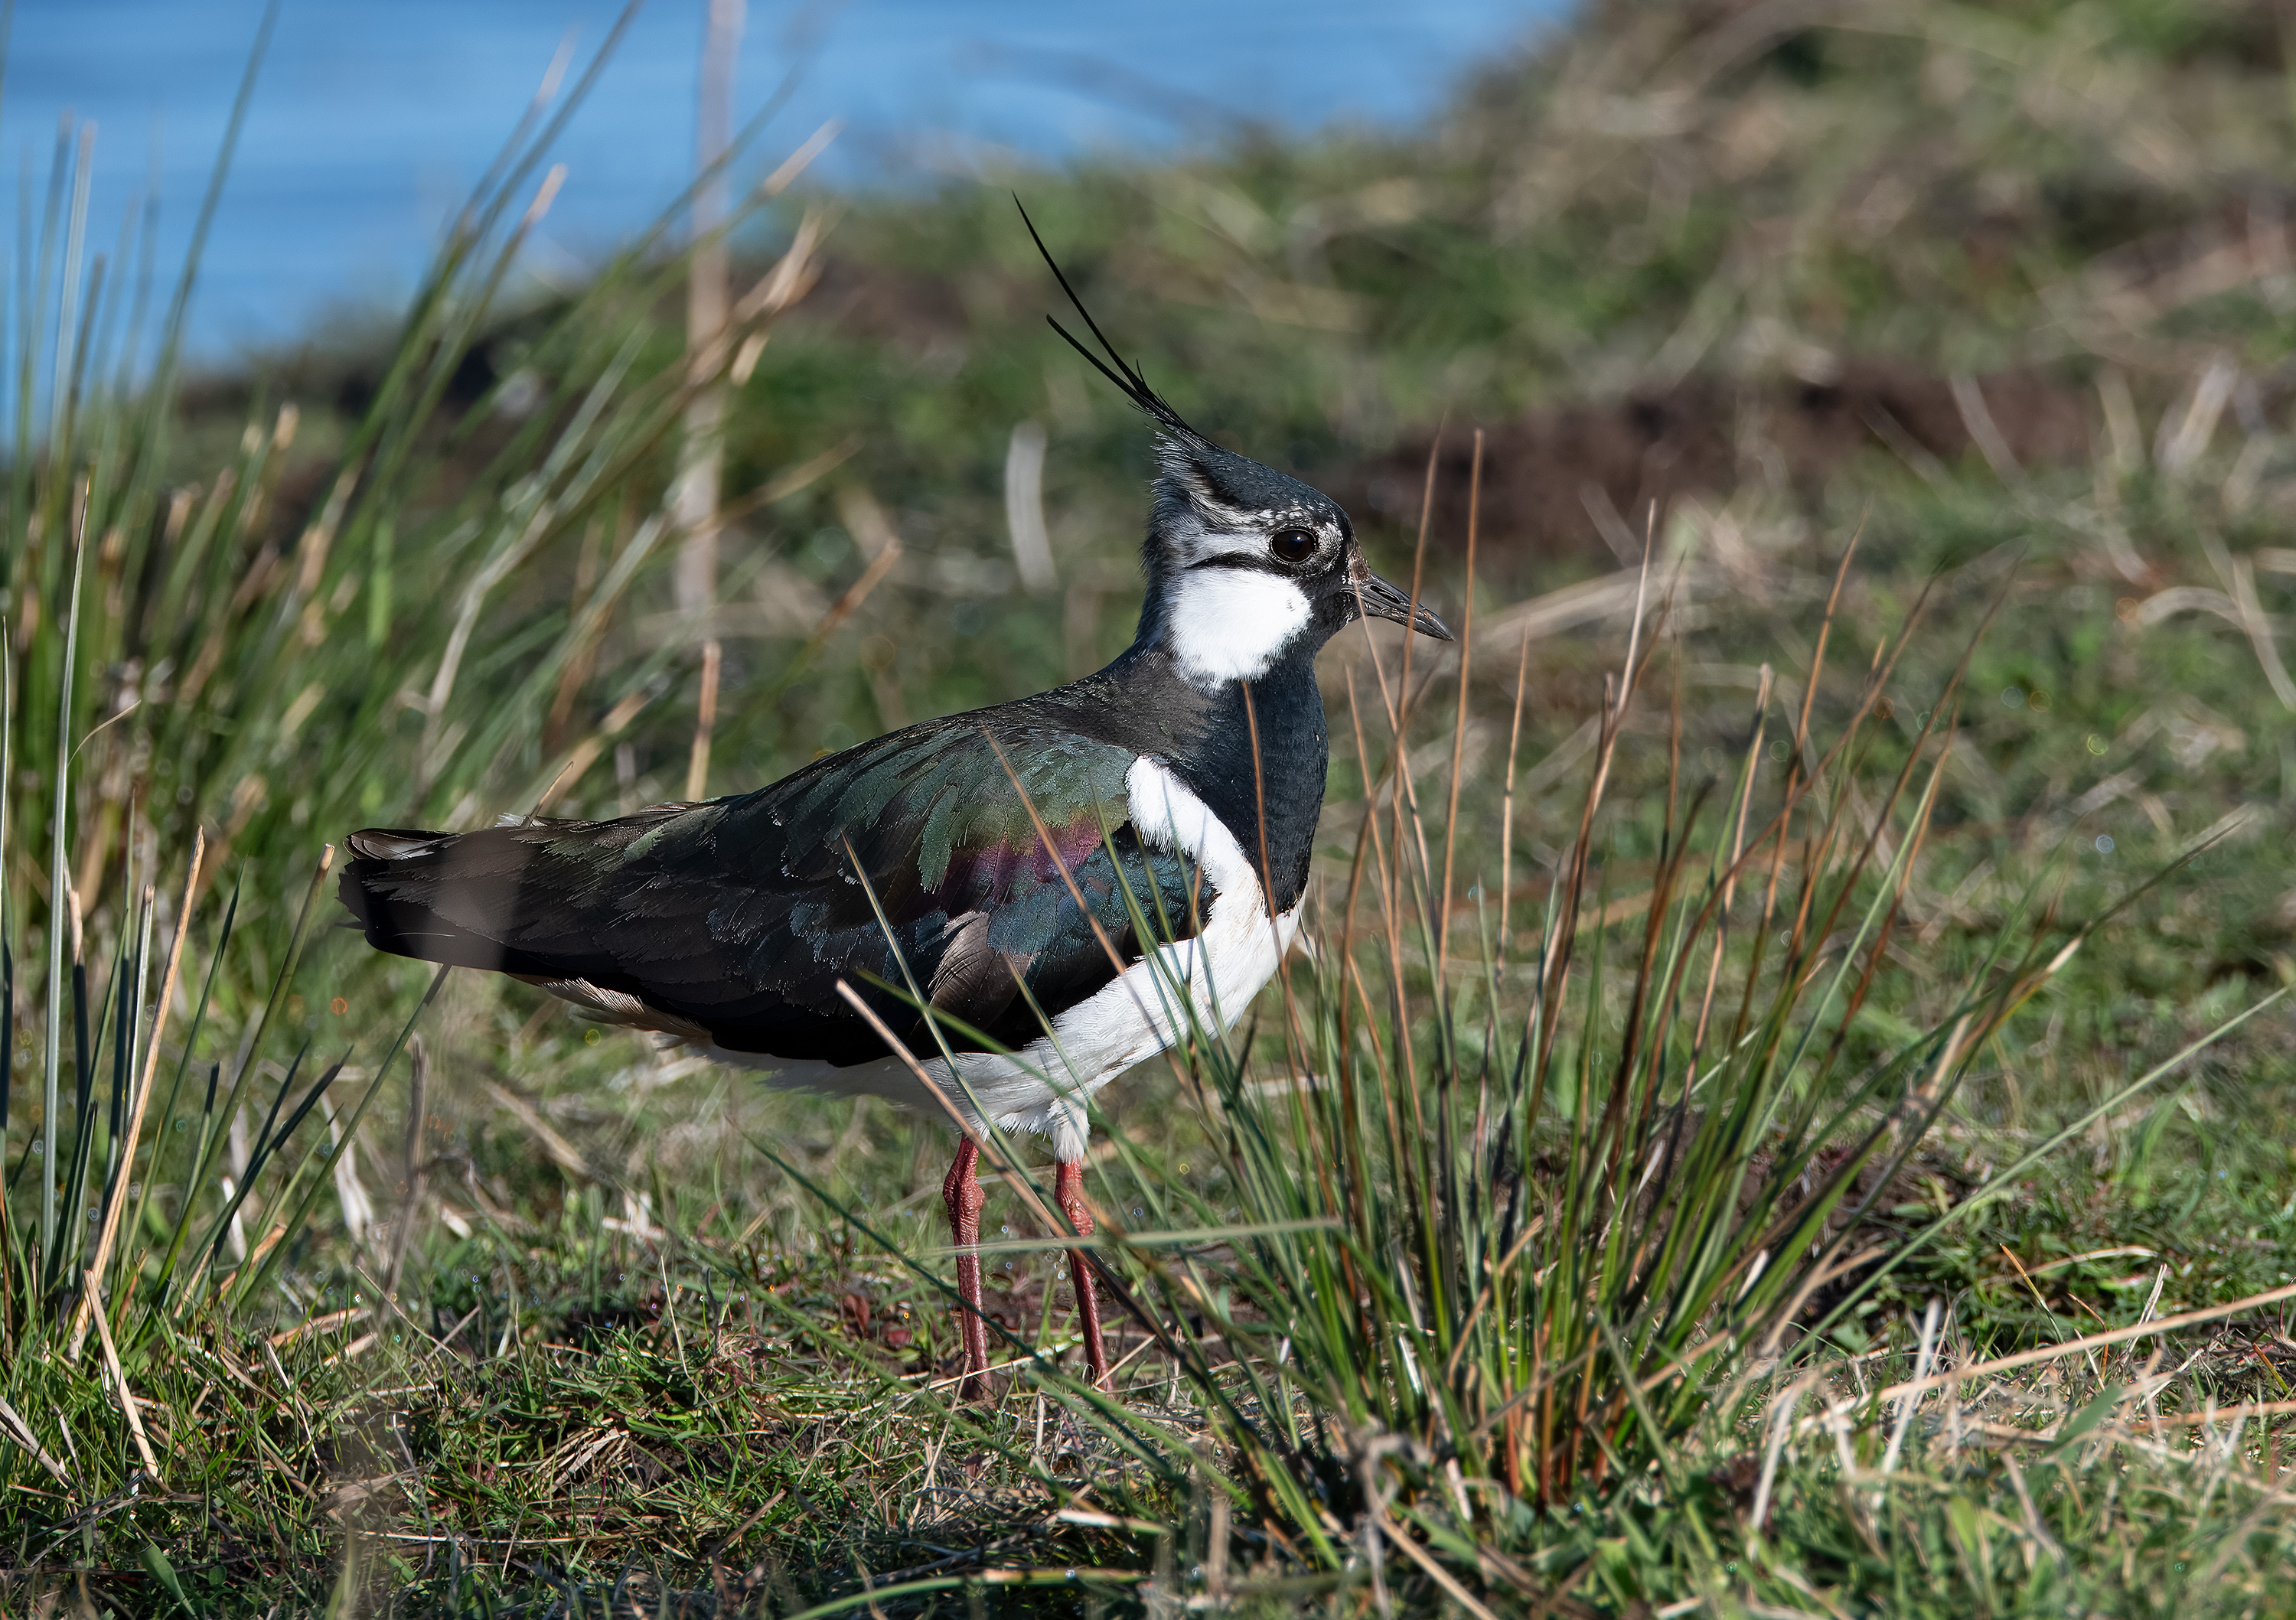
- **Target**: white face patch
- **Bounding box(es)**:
[1163,565,1313,686]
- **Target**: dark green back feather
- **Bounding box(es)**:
[341,718,1203,1064]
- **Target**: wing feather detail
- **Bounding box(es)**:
[340,722,1204,1064]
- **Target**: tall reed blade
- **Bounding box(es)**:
[39,494,86,1261]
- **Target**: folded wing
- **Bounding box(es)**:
[340,720,1205,1063]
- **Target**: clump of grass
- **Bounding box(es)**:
[0,11,874,1609]
[0,0,843,1313]
[1035,513,2291,1609]
[0,2,833,981]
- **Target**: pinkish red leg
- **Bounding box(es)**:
[942,1136,990,1400]
[1055,1158,1110,1389]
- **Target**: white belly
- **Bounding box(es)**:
[702,756,1297,1162]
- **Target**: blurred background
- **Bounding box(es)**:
[20,0,1562,350]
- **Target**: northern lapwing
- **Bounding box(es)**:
[338,223,1453,1395]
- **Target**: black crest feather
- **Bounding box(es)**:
[1016,197,1209,450]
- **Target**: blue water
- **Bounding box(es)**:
[11,1,1559,357]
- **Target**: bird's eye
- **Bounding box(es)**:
[1269,527,1318,564]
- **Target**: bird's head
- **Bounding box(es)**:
[1020,203,1452,690]
[1137,429,1451,687]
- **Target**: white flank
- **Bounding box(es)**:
[1163,565,1312,686]
[700,757,1297,1162]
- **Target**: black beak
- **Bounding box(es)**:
[1352,570,1454,642]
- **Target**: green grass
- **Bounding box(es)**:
[12,0,2296,1612]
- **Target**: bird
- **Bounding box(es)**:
[337,218,1453,1397]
